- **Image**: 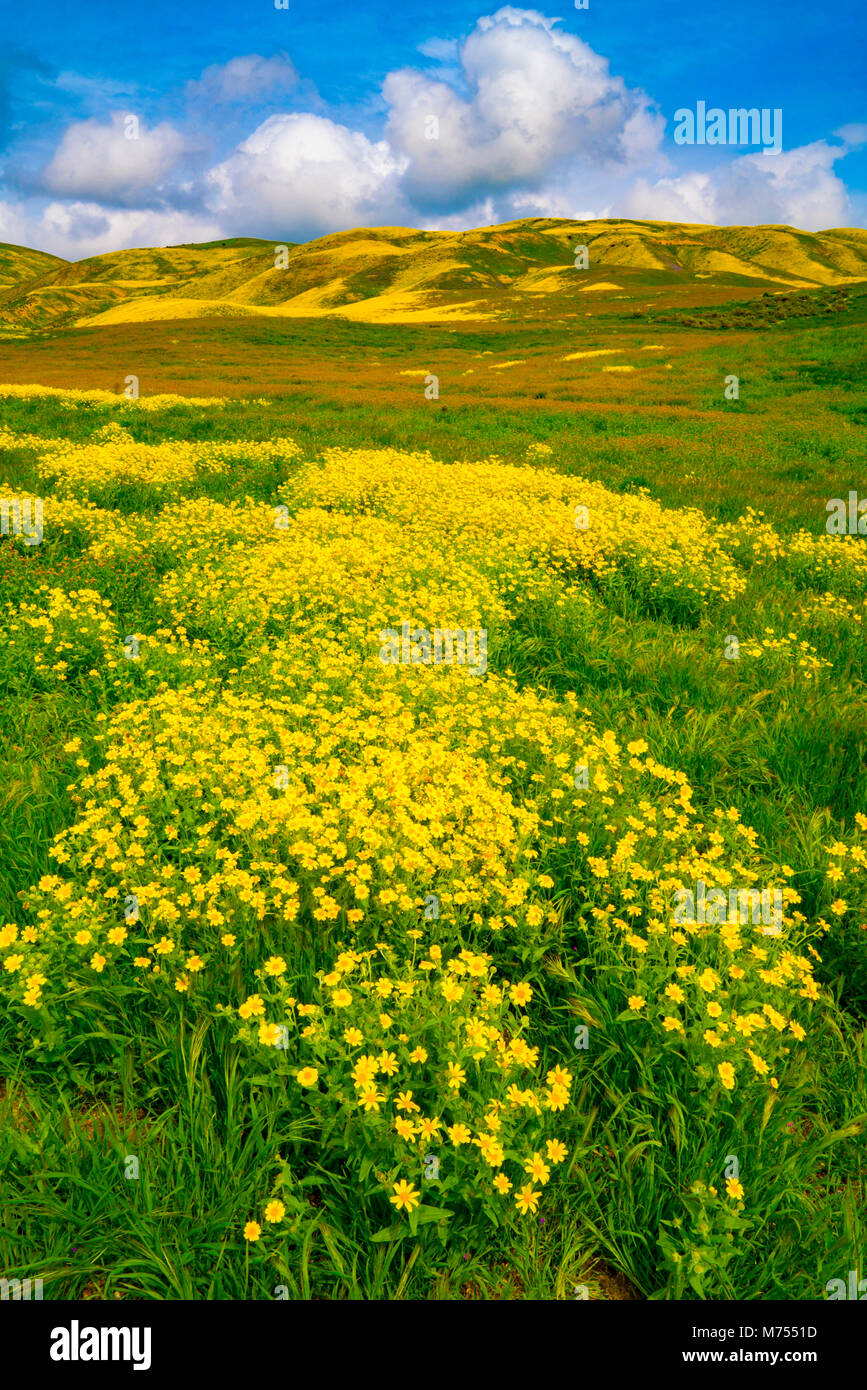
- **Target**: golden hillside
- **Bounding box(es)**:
[1,221,865,332]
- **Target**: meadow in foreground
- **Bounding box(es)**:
[0,355,864,1300]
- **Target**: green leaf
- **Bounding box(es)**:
[370,1223,407,1243]
[410,1204,452,1228]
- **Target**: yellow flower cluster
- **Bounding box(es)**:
[0,383,230,409]
[19,667,555,999]
[279,447,746,613]
[718,508,867,597]
[157,507,508,652]
[738,628,832,677]
[3,429,863,1128]
[1,586,119,686]
[235,939,573,1220]
[34,427,301,503]
[794,590,865,631]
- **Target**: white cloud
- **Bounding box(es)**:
[0,198,31,247]
[186,54,298,103]
[834,123,867,151]
[416,38,460,62]
[40,112,197,204]
[622,141,853,231]
[383,7,664,210]
[0,199,221,259]
[508,187,613,221]
[206,113,409,240]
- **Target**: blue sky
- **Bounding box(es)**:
[1,1,864,258]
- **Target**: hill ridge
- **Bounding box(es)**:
[1,218,866,334]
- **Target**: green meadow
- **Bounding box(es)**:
[0,237,865,1300]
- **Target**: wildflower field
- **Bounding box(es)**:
[0,304,865,1301]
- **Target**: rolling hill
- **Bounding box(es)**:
[0,219,866,334]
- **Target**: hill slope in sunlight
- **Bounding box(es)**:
[1,220,865,333]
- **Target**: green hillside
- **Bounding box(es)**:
[1,220,866,335]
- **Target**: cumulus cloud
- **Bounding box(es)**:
[40,112,197,204]
[0,197,221,259]
[0,198,31,247]
[622,140,853,231]
[834,123,867,151]
[206,113,409,240]
[383,7,664,211]
[186,54,298,104]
